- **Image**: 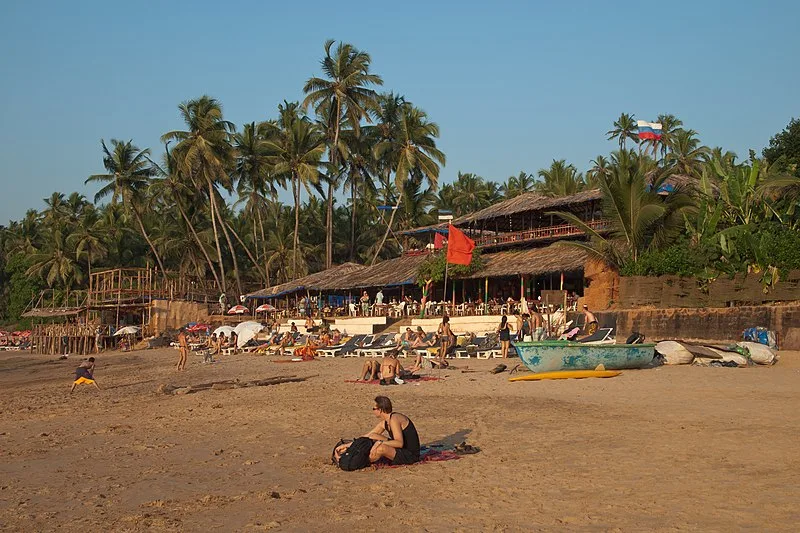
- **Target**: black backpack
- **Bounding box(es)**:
[334,437,374,471]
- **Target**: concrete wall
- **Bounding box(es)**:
[150,300,210,335]
[599,304,800,349]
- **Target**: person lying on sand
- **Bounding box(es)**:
[70,357,100,392]
[363,396,420,465]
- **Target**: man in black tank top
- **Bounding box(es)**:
[362,396,421,465]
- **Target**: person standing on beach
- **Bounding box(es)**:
[436,316,454,365]
[419,279,433,318]
[71,357,100,392]
[497,315,511,358]
[176,328,188,371]
[94,325,103,354]
[514,312,524,341]
[582,305,598,335]
[531,306,544,340]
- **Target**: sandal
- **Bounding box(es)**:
[490,364,507,374]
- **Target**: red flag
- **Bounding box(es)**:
[433,231,444,249]
[446,224,475,265]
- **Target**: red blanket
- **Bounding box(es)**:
[344,376,444,384]
[372,448,461,469]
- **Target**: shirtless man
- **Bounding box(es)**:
[70,357,100,392]
[176,328,189,371]
[582,305,599,335]
[531,306,544,340]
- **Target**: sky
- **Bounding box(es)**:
[1,0,799,223]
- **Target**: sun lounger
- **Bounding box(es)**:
[343,335,374,357]
[316,335,365,357]
[354,334,395,357]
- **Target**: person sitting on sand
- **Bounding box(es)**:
[358,359,381,381]
[363,396,420,465]
[582,305,598,335]
[71,357,100,392]
[290,322,298,335]
[380,350,404,385]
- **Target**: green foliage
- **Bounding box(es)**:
[763,117,800,176]
[619,240,706,277]
[417,248,484,285]
[4,254,43,324]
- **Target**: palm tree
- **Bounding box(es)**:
[501,171,536,198]
[67,205,107,278]
[655,114,683,159]
[666,129,710,177]
[536,159,587,197]
[371,104,445,264]
[606,113,638,150]
[450,172,495,216]
[551,151,694,267]
[266,102,326,278]
[303,40,383,268]
[26,227,82,288]
[587,155,612,185]
[85,139,167,276]
[162,96,241,294]
[340,127,376,260]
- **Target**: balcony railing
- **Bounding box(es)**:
[472,219,612,248]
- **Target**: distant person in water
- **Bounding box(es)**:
[71,357,100,392]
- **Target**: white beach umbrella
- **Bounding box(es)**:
[114,326,141,336]
[227,305,249,315]
[213,325,235,337]
[255,303,276,313]
[234,321,265,348]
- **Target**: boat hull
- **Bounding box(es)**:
[513,341,655,372]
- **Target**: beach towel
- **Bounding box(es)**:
[344,376,444,385]
[371,447,462,470]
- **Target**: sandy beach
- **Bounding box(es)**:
[1,348,798,532]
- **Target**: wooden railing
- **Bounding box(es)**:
[472,219,611,248]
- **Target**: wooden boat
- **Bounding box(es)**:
[513,341,655,372]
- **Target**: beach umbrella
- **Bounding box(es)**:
[255,303,276,313]
[13,330,31,337]
[187,323,210,333]
[233,321,265,348]
[227,305,249,315]
[213,325,235,337]
[114,326,141,336]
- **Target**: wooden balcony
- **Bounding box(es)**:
[472,219,612,249]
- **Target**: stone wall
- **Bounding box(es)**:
[598,304,800,350]
[617,271,800,308]
[150,300,210,335]
[582,260,618,310]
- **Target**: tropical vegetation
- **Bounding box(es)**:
[1,40,799,323]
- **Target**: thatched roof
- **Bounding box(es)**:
[330,253,430,290]
[21,307,86,318]
[246,262,366,299]
[466,244,587,279]
[454,189,602,227]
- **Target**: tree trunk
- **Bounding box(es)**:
[350,177,357,261]
[225,221,267,283]
[207,180,227,293]
[326,179,334,269]
[176,200,221,290]
[371,194,403,265]
[257,208,268,287]
[213,195,243,297]
[292,173,300,279]
[133,208,167,278]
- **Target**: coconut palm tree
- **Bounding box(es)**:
[161,96,241,294]
[655,114,683,159]
[303,40,383,268]
[371,104,445,264]
[450,172,496,216]
[551,151,694,267]
[340,127,376,260]
[666,129,710,177]
[85,139,167,276]
[606,113,638,150]
[501,171,536,198]
[26,227,82,288]
[67,205,107,278]
[536,159,587,197]
[266,102,326,278]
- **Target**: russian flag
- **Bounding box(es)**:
[637,120,662,141]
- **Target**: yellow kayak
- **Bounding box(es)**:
[509,370,622,382]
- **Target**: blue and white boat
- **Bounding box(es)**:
[513,341,656,372]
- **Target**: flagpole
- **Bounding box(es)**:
[443,259,449,315]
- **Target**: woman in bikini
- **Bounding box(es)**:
[497,314,511,358]
[436,316,454,366]
[363,396,420,465]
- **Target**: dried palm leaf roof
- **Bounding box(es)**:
[246,262,366,299]
[465,244,587,279]
[327,253,431,290]
[454,189,603,226]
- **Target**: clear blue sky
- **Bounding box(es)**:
[1,0,798,223]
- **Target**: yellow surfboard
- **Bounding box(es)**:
[509,370,622,382]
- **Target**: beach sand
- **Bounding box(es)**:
[1,348,798,532]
